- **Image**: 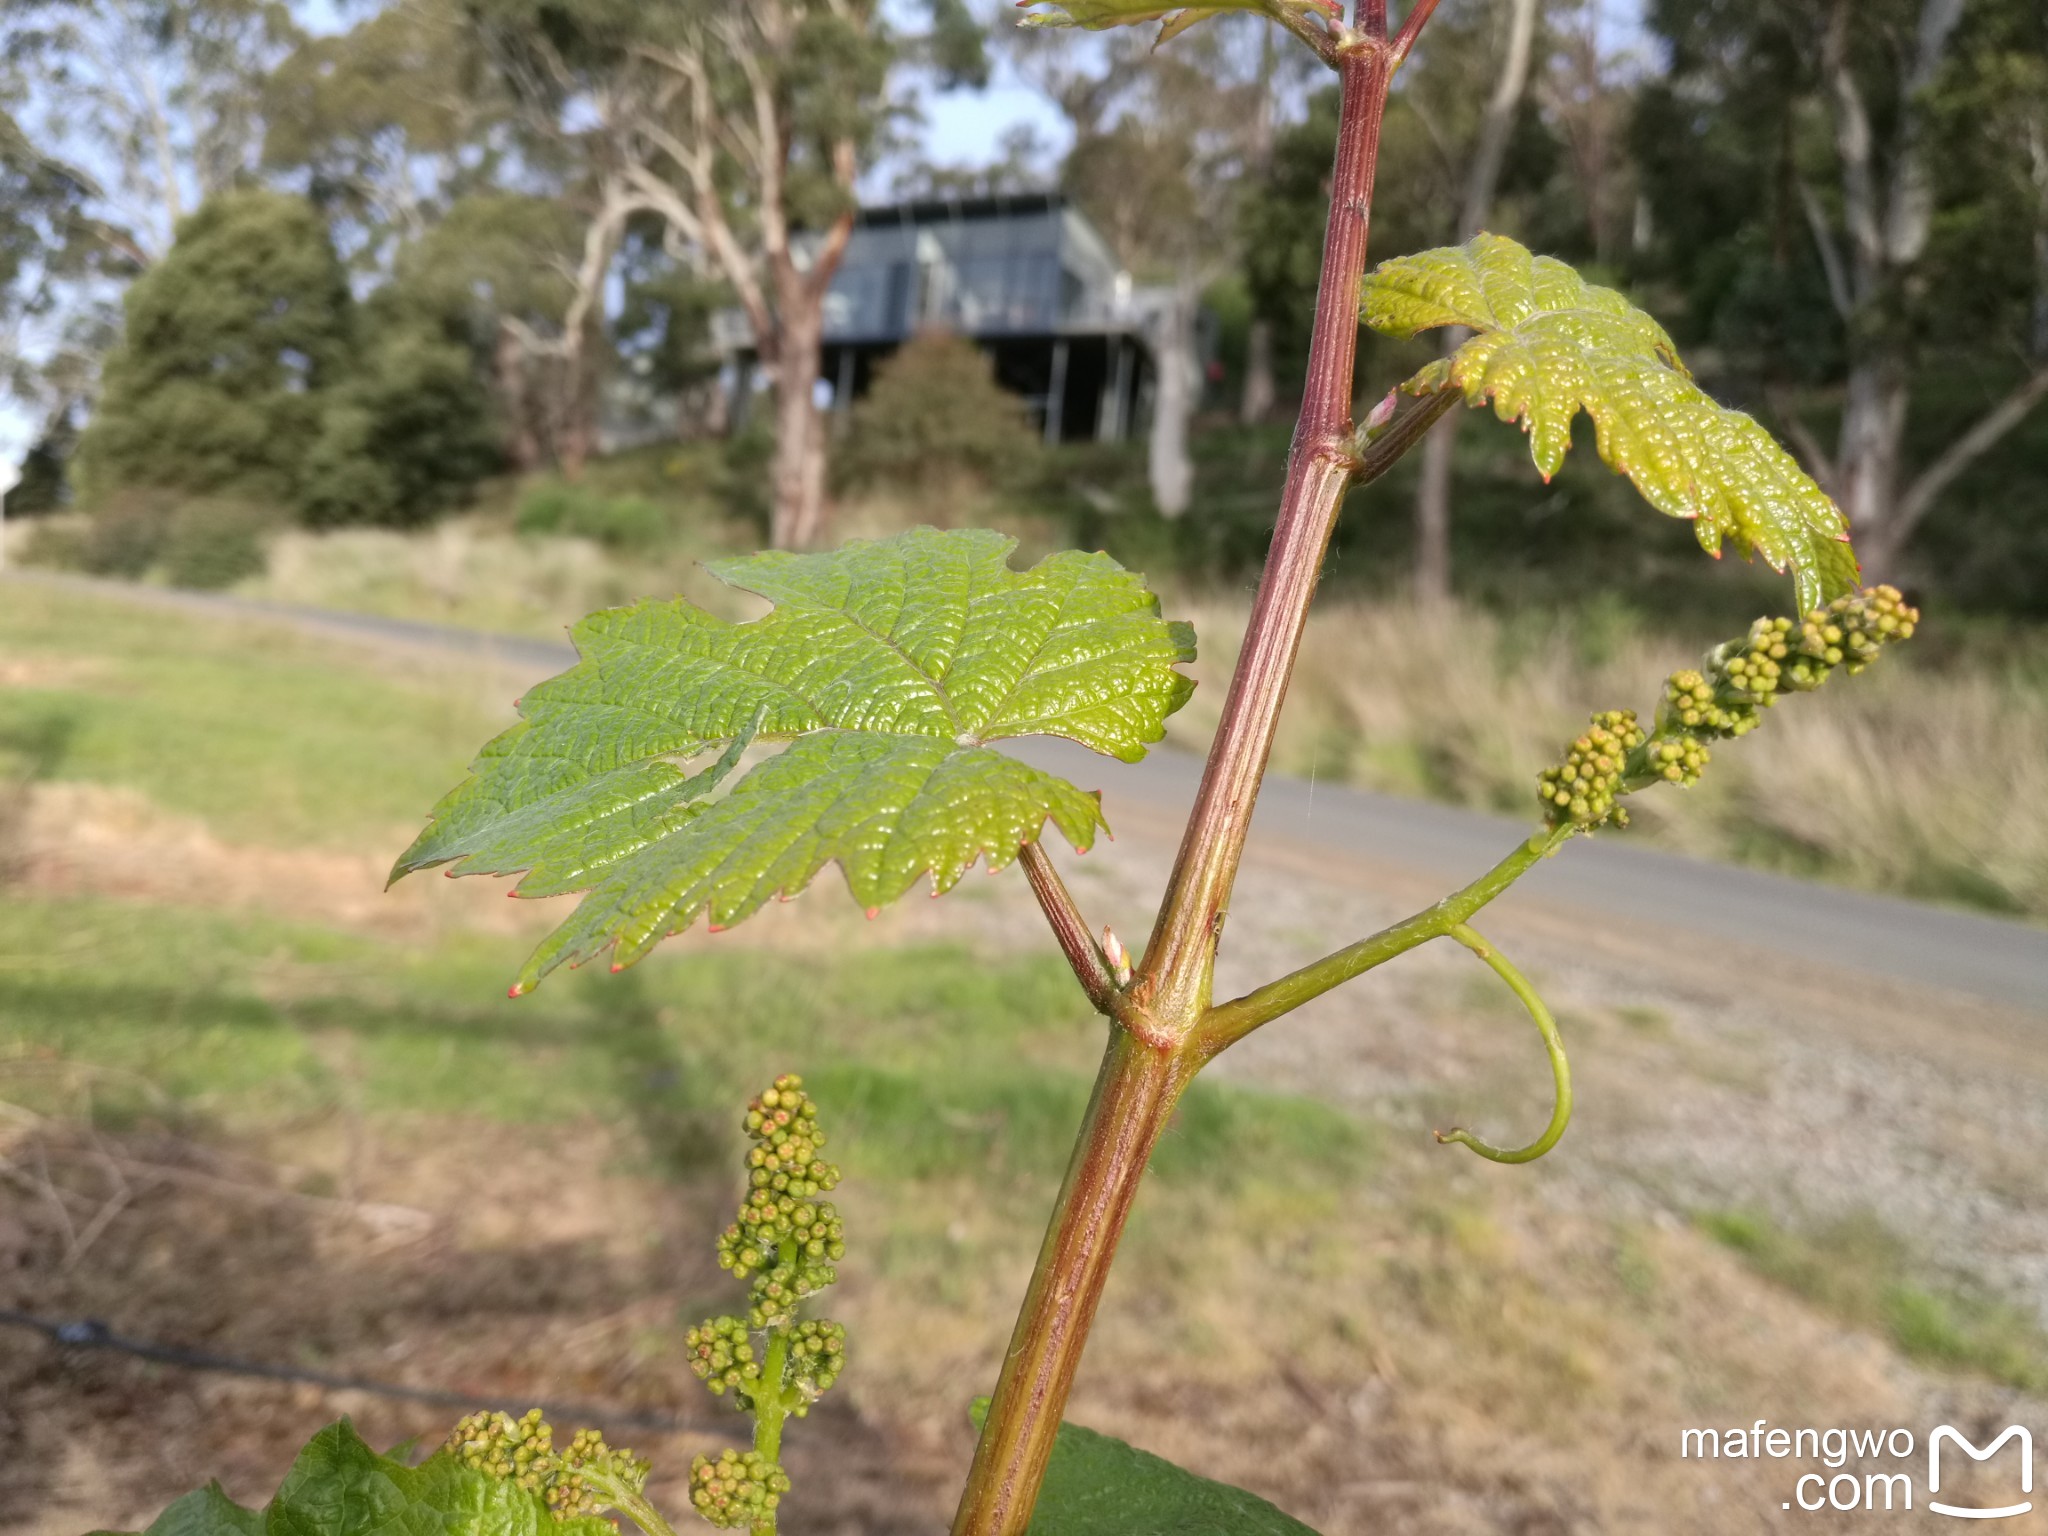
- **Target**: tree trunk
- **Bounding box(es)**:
[494,325,544,473]
[2030,113,2048,364]
[557,362,594,480]
[1835,353,1909,578]
[1239,21,1278,430]
[1412,0,1537,600]
[1240,319,1275,424]
[1413,363,1464,604]
[769,309,828,549]
[1148,279,1200,519]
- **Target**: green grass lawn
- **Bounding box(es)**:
[0,582,1361,1206]
[0,583,511,849]
[0,890,1362,1201]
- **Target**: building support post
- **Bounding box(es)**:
[1044,338,1070,447]
[832,348,856,439]
[1099,337,1133,443]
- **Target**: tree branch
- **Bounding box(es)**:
[1795,176,1855,322]
[717,12,787,264]
[1821,0,1881,300]
[1881,0,1965,268]
[801,141,861,303]
[1893,367,2048,541]
[1767,385,1839,492]
[1455,0,1537,238]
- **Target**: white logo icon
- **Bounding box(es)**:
[1929,1425,2033,1520]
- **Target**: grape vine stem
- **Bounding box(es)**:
[951,15,1426,1534]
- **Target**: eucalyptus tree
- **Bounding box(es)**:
[1641,0,2048,580]
[468,0,985,542]
[1,0,297,268]
[1410,0,1540,602]
[1056,19,1277,516]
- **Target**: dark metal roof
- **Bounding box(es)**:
[851,191,1066,228]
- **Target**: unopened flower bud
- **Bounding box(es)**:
[1101,926,1132,986]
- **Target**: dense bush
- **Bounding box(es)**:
[515,482,671,549]
[299,321,501,528]
[840,329,1037,496]
[73,192,353,509]
[72,492,173,577]
[71,189,501,532]
[161,499,275,589]
[20,492,273,589]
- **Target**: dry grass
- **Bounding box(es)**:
[1171,593,2048,919]
[117,503,2048,920]
[247,518,754,638]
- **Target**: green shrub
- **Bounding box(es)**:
[161,499,275,589]
[514,482,670,549]
[72,191,350,509]
[67,492,176,578]
[840,329,1038,497]
[18,515,94,572]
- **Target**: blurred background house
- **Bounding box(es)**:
[703,194,1162,448]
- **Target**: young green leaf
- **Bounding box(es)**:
[1360,233,1859,613]
[91,1486,263,1536]
[98,1420,617,1536]
[969,1402,1321,1534]
[391,527,1196,990]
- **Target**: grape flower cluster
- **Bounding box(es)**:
[442,1408,648,1521]
[714,1075,847,1328]
[688,1449,791,1529]
[1539,585,1918,830]
[686,1074,850,1530]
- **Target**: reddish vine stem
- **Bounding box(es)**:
[1135,35,1396,1023]
[953,26,1410,1536]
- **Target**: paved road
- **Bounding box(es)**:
[11,569,2047,1013]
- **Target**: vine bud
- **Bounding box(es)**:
[1537,709,1643,828]
[441,1409,644,1519]
[687,1315,761,1403]
[1101,926,1132,987]
[787,1317,848,1405]
[688,1449,790,1529]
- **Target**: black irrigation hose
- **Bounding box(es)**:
[0,1308,712,1434]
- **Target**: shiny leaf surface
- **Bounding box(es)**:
[1361,233,1858,612]
[393,527,1196,989]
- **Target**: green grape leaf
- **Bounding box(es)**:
[391,527,1196,991]
[101,1421,616,1536]
[970,1402,1322,1534]
[91,1485,264,1536]
[1360,232,1859,613]
[1015,0,1335,46]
